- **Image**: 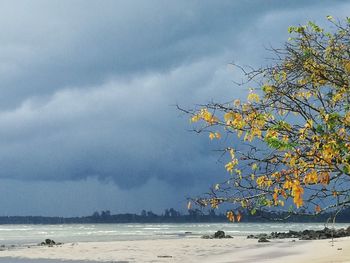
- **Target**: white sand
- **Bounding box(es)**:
[0,237,349,263]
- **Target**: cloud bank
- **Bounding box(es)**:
[0,0,348,215]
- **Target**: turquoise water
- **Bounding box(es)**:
[0,222,348,245]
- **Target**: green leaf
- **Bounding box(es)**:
[265,137,297,150]
[315,125,324,134]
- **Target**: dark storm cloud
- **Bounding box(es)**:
[0,63,225,188]
[0,0,340,108]
[0,0,348,215]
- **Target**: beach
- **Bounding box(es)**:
[0,236,348,263]
[0,223,348,263]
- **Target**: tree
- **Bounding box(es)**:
[164,209,170,217]
[147,211,156,217]
[169,208,180,217]
[185,17,350,221]
[101,210,111,218]
[141,210,147,217]
[92,211,100,218]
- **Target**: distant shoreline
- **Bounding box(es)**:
[0,208,349,224]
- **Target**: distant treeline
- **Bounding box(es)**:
[0,207,349,224]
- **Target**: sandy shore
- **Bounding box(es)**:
[0,237,348,263]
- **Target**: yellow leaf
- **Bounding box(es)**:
[291,180,304,208]
[251,163,258,170]
[236,211,242,222]
[344,60,350,73]
[229,148,235,159]
[262,85,274,93]
[224,112,234,122]
[187,201,192,210]
[281,135,289,143]
[210,199,219,209]
[191,115,200,122]
[303,170,318,184]
[225,161,236,173]
[247,92,260,103]
[315,205,321,213]
[209,132,215,140]
[318,172,330,185]
[234,99,241,107]
[304,119,313,129]
[344,112,350,124]
[227,211,235,222]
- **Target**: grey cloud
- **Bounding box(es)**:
[0,62,226,188]
[0,0,338,108]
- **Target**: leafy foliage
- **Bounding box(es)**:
[185,17,350,222]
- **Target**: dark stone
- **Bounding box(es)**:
[247,226,350,241]
[201,230,233,239]
[300,235,311,240]
[258,237,270,242]
[45,239,55,245]
[335,228,347,238]
[346,226,350,235]
[214,230,226,239]
[41,239,56,246]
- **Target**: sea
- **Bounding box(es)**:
[0,222,348,263]
[0,222,349,245]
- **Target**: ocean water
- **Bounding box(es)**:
[0,222,348,246]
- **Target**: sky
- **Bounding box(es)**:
[0,0,348,216]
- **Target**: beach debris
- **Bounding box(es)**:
[157,255,173,258]
[201,230,233,239]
